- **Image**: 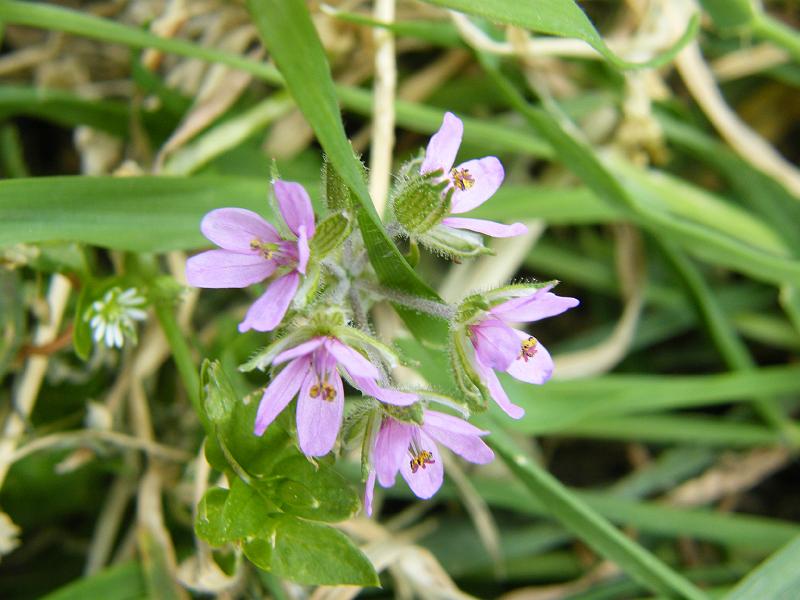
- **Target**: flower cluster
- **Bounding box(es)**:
[187,112,577,514]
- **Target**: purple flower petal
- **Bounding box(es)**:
[324,338,380,379]
[374,419,411,488]
[254,356,309,435]
[201,208,279,252]
[421,112,463,175]
[441,217,527,238]
[273,336,325,365]
[422,410,489,437]
[491,288,579,323]
[186,249,276,288]
[296,225,310,275]
[352,376,417,406]
[274,180,316,239]
[448,157,504,213]
[470,318,519,371]
[399,430,443,499]
[238,271,300,333]
[424,424,494,465]
[295,355,344,457]
[472,356,525,419]
[364,470,376,516]
[421,410,494,465]
[505,329,554,384]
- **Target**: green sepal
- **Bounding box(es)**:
[383,401,424,425]
[309,212,352,259]
[239,327,317,372]
[449,328,489,414]
[392,171,452,235]
[419,223,491,259]
[322,155,355,212]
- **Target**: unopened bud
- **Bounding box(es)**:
[310,213,352,259]
[392,172,452,235]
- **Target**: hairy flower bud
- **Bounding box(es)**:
[310,213,352,259]
[392,171,453,235]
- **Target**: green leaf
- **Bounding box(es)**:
[478,420,709,599]
[264,455,360,522]
[421,0,699,69]
[221,478,277,540]
[194,488,230,546]
[244,514,378,586]
[699,0,756,30]
[40,562,146,600]
[723,535,800,600]
[245,0,450,349]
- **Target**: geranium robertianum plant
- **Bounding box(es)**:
[187,112,577,584]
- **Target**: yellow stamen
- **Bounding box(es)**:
[409,449,435,474]
[310,382,336,402]
[520,336,538,362]
[450,167,475,191]
[250,239,275,260]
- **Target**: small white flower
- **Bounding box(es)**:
[84,286,147,349]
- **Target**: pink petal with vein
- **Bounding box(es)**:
[201,208,279,252]
[186,249,275,288]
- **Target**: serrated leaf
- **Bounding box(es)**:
[243,514,378,586]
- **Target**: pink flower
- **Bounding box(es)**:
[421,112,526,239]
[468,285,579,419]
[255,336,417,457]
[364,410,494,515]
[186,180,316,333]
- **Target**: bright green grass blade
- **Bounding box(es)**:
[723,535,800,600]
[0,85,131,137]
[40,562,145,600]
[501,365,800,434]
[466,476,800,553]
[422,0,699,69]
[245,0,448,347]
[481,418,710,600]
[0,176,272,252]
[559,414,781,447]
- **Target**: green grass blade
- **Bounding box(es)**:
[0,176,273,252]
[723,535,800,600]
[422,0,699,69]
[482,418,710,600]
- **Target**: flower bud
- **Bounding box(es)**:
[309,213,352,259]
[392,172,452,235]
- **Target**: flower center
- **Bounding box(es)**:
[310,381,336,402]
[520,336,538,361]
[250,239,278,260]
[450,167,475,191]
[409,449,435,474]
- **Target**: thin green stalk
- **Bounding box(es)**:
[153,302,208,434]
[0,123,28,178]
[753,12,800,63]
